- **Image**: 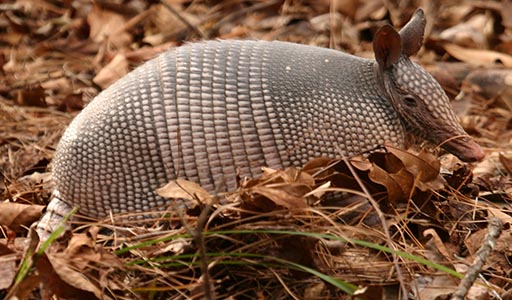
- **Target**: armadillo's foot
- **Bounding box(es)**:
[35,196,74,242]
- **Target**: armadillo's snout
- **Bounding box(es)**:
[442,136,485,162]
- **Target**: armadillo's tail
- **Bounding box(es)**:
[35,191,74,242]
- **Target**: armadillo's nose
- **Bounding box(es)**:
[442,136,485,162]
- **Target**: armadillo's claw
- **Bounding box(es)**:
[35,196,73,242]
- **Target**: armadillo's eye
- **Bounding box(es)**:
[404,95,417,107]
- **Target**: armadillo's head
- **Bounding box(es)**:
[373,8,484,162]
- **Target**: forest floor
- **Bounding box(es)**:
[0,1,511,299]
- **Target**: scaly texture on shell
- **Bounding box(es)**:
[51,40,404,218]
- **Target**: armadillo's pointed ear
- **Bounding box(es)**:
[373,24,402,70]
[399,8,426,56]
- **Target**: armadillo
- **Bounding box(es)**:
[36,9,484,237]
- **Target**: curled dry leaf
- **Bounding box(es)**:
[92,53,130,89]
[415,230,477,299]
[64,229,122,272]
[259,166,315,187]
[240,167,315,212]
[63,231,101,270]
[0,202,44,232]
[385,146,445,191]
[249,185,308,211]
[315,171,365,196]
[34,227,123,299]
[344,147,444,203]
[486,206,512,226]
[368,164,414,203]
[385,146,440,181]
[443,43,512,67]
[157,178,213,205]
[35,253,104,300]
[286,148,445,207]
[350,156,373,172]
[423,228,453,261]
[472,152,504,179]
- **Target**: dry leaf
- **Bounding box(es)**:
[460,228,509,297]
[350,157,373,172]
[439,14,492,49]
[0,202,44,232]
[283,167,315,186]
[36,253,104,300]
[144,3,199,45]
[92,53,129,89]
[424,228,453,261]
[443,43,512,67]
[368,164,413,203]
[33,227,123,299]
[304,181,331,198]
[87,4,131,48]
[0,244,16,290]
[250,185,308,210]
[486,206,512,225]
[301,156,334,175]
[238,167,315,212]
[385,146,444,191]
[157,178,213,205]
[416,274,459,300]
[15,86,46,107]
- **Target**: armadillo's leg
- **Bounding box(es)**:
[35,193,74,241]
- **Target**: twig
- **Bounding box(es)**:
[450,217,502,300]
[206,0,281,38]
[341,156,409,300]
[160,0,205,39]
[194,202,215,300]
[174,179,226,300]
[174,197,215,300]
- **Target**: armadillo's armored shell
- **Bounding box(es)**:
[51,40,404,218]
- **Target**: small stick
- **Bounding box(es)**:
[175,179,225,300]
[206,0,280,37]
[160,0,205,39]
[450,217,502,300]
